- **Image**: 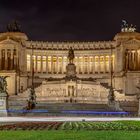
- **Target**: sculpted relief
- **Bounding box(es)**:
[77,88,96,97]
[44,88,66,97]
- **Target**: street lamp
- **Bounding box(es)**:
[108,44,115,103]
[26,43,36,110]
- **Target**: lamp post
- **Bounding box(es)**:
[31,44,34,89]
[108,45,115,103]
[27,43,36,110]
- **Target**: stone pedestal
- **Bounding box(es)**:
[0,92,8,117]
[108,100,122,111]
[66,63,76,80]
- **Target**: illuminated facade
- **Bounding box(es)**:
[0,30,140,103]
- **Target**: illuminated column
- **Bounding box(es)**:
[77,56,79,74]
[87,56,90,74]
[56,56,58,74]
[46,55,48,74]
[93,56,95,74]
[35,55,37,73]
[41,55,43,73]
[51,55,53,74]
[103,55,106,73]
[81,57,84,74]
[75,56,78,74]
[83,56,85,74]
[98,55,100,73]
[60,56,63,74]
[89,56,93,74]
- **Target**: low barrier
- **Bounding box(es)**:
[7,109,135,116]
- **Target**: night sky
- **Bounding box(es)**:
[0,0,140,41]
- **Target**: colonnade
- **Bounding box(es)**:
[27,54,114,74]
[0,49,18,70]
[125,49,140,71]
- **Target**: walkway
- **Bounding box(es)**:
[0,117,140,122]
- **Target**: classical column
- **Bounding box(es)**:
[51,56,53,74]
[87,56,90,74]
[10,49,14,70]
[5,49,8,70]
[77,56,79,74]
[17,49,19,72]
[41,55,43,73]
[83,56,85,74]
[103,55,106,73]
[56,56,59,74]
[128,51,131,70]
[46,55,48,74]
[132,51,135,70]
[93,56,95,74]
[35,55,37,73]
[98,55,100,73]
[30,53,33,74]
[62,56,64,74]
[135,50,138,70]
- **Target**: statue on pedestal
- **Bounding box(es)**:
[0,76,8,116]
[26,87,36,110]
[0,76,8,95]
[7,20,21,32]
[68,47,75,64]
[66,47,76,80]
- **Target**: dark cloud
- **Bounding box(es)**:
[0,0,140,41]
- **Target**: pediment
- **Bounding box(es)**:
[0,38,19,45]
[124,38,140,45]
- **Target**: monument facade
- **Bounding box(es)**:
[0,22,139,111]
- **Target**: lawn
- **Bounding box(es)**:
[0,130,140,140]
[1,121,140,140]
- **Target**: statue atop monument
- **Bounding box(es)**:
[68,47,75,64]
[7,20,21,32]
[0,76,8,94]
[121,20,136,32]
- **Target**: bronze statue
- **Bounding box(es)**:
[26,88,36,110]
[0,76,8,94]
[68,47,75,63]
[7,20,21,32]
